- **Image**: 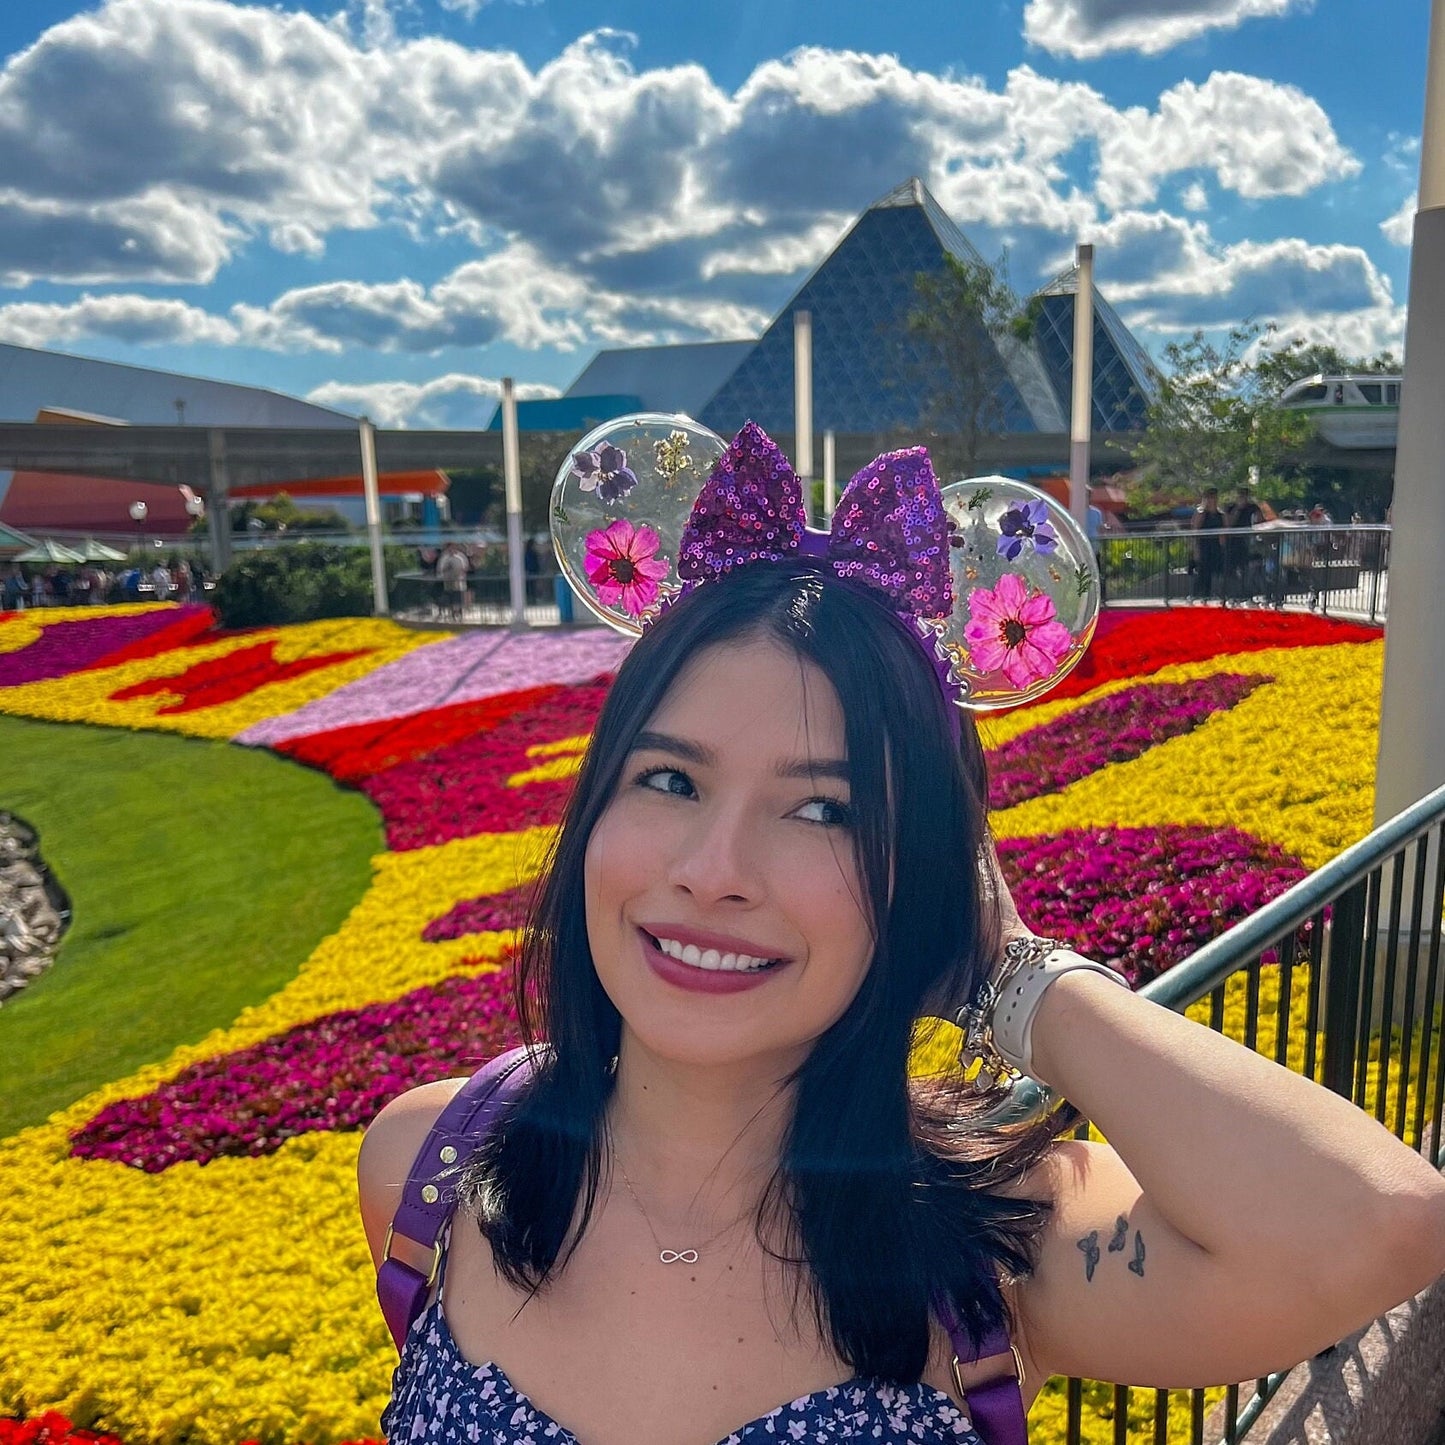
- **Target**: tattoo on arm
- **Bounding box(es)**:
[1076,1230,1100,1282]
[1128,1231,1146,1277]
[1107,1215,1128,1252]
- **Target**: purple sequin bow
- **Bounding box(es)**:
[677,421,954,621]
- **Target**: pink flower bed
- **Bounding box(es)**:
[69,966,520,1171]
[998,824,1310,985]
[987,673,1266,810]
[238,629,632,747]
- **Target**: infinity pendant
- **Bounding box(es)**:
[659,1249,699,1264]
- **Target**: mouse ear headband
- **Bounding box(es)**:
[550,414,1099,710]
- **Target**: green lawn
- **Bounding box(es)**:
[0,716,382,1136]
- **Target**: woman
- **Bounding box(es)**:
[1191,487,1224,603]
[359,439,1445,1445]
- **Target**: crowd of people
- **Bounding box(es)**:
[1,558,208,611]
[1188,486,1372,607]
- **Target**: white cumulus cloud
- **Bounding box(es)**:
[0,293,239,348]
[1024,0,1310,59]
[304,373,556,427]
[1381,195,1416,246]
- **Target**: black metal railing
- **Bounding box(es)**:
[1096,526,1390,624]
[1048,780,1445,1443]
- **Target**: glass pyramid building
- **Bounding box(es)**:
[558,178,1156,450]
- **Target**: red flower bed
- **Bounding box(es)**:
[363,680,610,850]
[109,639,370,714]
[987,673,1266,810]
[0,1415,125,1445]
[69,965,520,1171]
[275,684,561,783]
[998,824,1310,985]
[1025,608,1379,708]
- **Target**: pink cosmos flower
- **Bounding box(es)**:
[584,518,669,618]
[963,571,1073,690]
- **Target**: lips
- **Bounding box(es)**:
[636,927,791,995]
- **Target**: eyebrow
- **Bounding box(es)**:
[631,729,851,783]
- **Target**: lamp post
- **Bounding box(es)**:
[128,500,148,565]
[184,495,205,584]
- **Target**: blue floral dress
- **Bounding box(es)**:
[382,1244,985,1445]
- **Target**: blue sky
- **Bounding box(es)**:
[0,0,1426,425]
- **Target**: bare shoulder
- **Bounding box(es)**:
[356,1078,470,1268]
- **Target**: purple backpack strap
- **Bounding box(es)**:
[934,1291,1029,1445]
[375,1046,537,1351]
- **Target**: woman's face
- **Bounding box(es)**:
[584,635,877,1071]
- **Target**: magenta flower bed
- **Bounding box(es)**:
[987,672,1267,810]
[0,607,210,688]
[998,824,1310,985]
[423,881,537,943]
[69,966,521,1171]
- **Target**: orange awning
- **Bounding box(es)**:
[229,470,450,501]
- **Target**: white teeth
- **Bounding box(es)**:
[652,936,777,972]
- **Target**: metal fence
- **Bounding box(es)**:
[1052,780,1445,1443]
[1097,526,1391,624]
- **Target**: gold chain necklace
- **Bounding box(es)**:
[615,1160,750,1265]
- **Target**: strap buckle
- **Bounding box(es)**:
[382,1223,443,1287]
[951,1341,1026,1401]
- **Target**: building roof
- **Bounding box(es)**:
[0,342,356,428]
[1032,265,1159,432]
[562,340,755,417]
[700,177,1068,438]
[484,394,647,432]
[0,519,36,551]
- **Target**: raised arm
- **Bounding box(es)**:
[1007,970,1445,1391]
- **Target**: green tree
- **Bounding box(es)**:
[1129,325,1315,509]
[230,492,351,533]
[908,253,1033,479]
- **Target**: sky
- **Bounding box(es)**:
[0,0,1427,427]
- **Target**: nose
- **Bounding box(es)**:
[665,799,760,906]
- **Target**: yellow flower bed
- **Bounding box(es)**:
[991,641,1383,869]
[0,618,440,741]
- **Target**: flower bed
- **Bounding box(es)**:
[987,673,1265,810]
[998,824,1309,984]
[70,963,520,1171]
[0,602,1389,1445]
[0,605,213,687]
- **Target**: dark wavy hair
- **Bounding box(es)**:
[458,564,1071,1379]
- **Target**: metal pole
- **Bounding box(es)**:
[1376,0,1445,824]
[823,429,836,520]
[1068,243,1095,535]
[205,429,233,573]
[794,309,813,525]
[501,377,527,629]
[358,416,388,617]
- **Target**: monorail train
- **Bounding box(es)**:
[1278,373,1401,449]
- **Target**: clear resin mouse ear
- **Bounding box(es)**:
[933,479,1100,710]
[550,413,728,634]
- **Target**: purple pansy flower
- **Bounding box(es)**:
[571,443,639,504]
[996,500,1059,560]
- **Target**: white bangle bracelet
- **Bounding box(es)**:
[991,947,1129,1076]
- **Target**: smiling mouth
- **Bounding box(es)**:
[642,930,785,974]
